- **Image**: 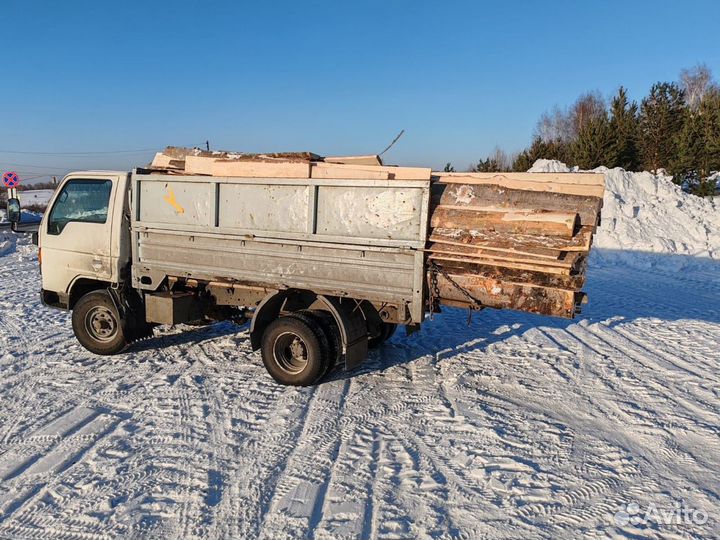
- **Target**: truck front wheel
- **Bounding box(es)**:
[72,290,128,355]
[261,316,328,386]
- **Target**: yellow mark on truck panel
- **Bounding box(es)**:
[163,187,185,214]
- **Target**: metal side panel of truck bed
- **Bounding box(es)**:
[130,172,431,322]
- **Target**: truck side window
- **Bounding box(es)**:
[47,179,113,235]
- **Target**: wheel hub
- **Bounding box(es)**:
[273,332,309,374]
[85,306,118,342]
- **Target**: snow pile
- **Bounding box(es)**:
[529,159,720,264]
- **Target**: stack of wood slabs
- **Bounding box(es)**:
[428,172,604,319]
[147,147,432,180]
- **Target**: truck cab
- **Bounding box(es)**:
[39,172,131,309]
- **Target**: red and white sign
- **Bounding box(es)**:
[2,171,20,188]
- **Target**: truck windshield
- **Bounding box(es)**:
[47,179,112,235]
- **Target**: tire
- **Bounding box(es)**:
[72,290,128,355]
[261,316,329,386]
[368,322,397,349]
[292,310,342,376]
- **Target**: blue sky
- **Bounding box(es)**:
[1,0,719,181]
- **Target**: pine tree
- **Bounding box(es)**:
[638,82,686,171]
[511,150,533,172]
[674,108,703,187]
[608,86,640,170]
[511,137,571,171]
[474,157,502,172]
[699,90,720,176]
[674,89,720,193]
[571,114,616,169]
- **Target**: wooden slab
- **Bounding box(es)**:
[324,155,382,166]
[434,171,605,186]
[429,234,562,259]
[430,272,580,318]
[431,226,595,252]
[150,152,184,169]
[184,155,215,175]
[211,160,311,178]
[312,162,431,180]
[435,183,602,226]
[433,173,605,197]
[426,242,580,269]
[430,207,579,238]
[310,163,390,180]
[431,259,586,290]
[428,254,572,275]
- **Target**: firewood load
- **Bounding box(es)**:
[428,172,604,318]
[145,146,432,179]
[146,147,604,319]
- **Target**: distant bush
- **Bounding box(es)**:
[16,182,58,191]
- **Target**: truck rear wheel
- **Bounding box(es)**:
[261,316,329,386]
[72,290,128,355]
[291,310,342,376]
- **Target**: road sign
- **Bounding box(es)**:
[3,171,20,188]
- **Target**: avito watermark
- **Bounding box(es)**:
[614,501,709,528]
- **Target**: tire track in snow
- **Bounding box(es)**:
[257,378,351,540]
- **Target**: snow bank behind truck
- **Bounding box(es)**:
[5,148,604,385]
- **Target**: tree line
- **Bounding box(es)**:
[452,64,720,196]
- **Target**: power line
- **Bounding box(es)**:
[0,162,72,171]
[0,145,207,156]
[0,148,158,156]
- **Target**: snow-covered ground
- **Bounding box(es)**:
[0,167,718,539]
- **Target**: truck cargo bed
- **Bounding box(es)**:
[130,173,430,323]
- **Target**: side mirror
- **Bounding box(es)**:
[6,198,20,224]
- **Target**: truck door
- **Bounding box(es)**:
[41,176,117,295]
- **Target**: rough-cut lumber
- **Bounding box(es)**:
[434,183,603,227]
[433,173,605,197]
[211,160,311,178]
[184,155,215,175]
[431,226,594,252]
[150,152,184,170]
[430,272,581,318]
[310,163,390,180]
[430,207,579,238]
[426,242,581,269]
[312,162,432,180]
[434,260,586,290]
[151,147,321,171]
[324,155,382,166]
[434,171,605,186]
[429,234,562,259]
[428,254,572,275]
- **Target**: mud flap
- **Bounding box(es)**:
[317,296,368,370]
